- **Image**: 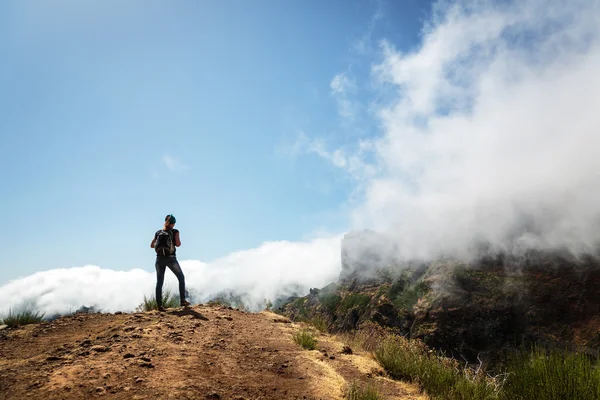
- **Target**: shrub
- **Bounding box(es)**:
[138,289,180,311]
[501,346,600,400]
[319,293,342,313]
[292,329,317,350]
[340,293,371,313]
[346,381,383,400]
[374,335,499,400]
[1,308,45,327]
[310,314,328,332]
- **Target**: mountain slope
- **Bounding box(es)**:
[0,304,425,400]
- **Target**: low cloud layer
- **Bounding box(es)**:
[0,236,343,318]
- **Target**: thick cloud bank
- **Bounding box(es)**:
[348,0,600,260]
[0,236,342,317]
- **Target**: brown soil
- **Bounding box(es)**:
[0,304,426,400]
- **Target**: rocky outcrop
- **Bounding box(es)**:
[281,230,600,365]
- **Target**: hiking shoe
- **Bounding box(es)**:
[180,300,191,307]
[158,306,167,312]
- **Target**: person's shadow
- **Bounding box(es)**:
[169,307,209,321]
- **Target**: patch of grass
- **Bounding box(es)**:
[310,314,328,332]
[393,280,429,311]
[340,293,371,313]
[292,329,317,350]
[318,292,342,313]
[1,308,45,326]
[501,346,600,400]
[374,335,499,400]
[291,297,310,318]
[138,289,180,311]
[346,381,383,400]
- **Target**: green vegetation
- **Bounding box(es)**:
[318,292,342,313]
[138,289,180,311]
[0,308,45,326]
[369,332,600,400]
[502,346,600,400]
[310,314,328,332]
[392,280,429,311]
[291,297,310,318]
[374,335,500,400]
[340,293,371,313]
[346,381,383,400]
[292,329,317,350]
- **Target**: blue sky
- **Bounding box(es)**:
[2,0,599,315]
[0,0,433,283]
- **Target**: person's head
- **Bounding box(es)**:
[164,214,176,229]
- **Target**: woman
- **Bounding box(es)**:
[150,214,191,311]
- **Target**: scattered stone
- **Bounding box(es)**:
[135,377,145,384]
[206,392,221,399]
[123,327,135,332]
[329,356,336,360]
[123,353,135,359]
[140,356,152,362]
[80,339,93,347]
[95,387,106,395]
[341,345,353,355]
[103,373,111,379]
[139,361,154,368]
[91,345,110,353]
[45,356,63,362]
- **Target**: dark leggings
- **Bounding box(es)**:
[155,256,186,306]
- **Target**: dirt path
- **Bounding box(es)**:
[0,304,425,400]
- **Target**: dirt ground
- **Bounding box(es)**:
[0,304,426,400]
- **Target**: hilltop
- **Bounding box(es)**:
[0,304,424,400]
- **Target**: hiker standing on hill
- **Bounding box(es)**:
[151,214,191,311]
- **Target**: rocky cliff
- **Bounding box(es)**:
[280,230,600,365]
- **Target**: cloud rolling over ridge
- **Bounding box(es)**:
[0,236,342,317]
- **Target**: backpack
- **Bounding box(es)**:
[155,230,174,256]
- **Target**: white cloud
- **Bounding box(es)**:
[0,236,343,317]
[163,154,188,171]
[330,73,357,120]
[329,0,600,260]
[290,132,379,182]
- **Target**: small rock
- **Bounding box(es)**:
[123,327,135,332]
[80,339,93,347]
[341,345,353,355]
[95,387,106,395]
[91,345,110,352]
[206,392,221,399]
[45,356,63,362]
[123,353,135,359]
[139,361,154,368]
[140,356,152,362]
[115,311,123,315]
[0,325,8,331]
[103,373,110,379]
[329,356,336,360]
[135,377,145,384]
